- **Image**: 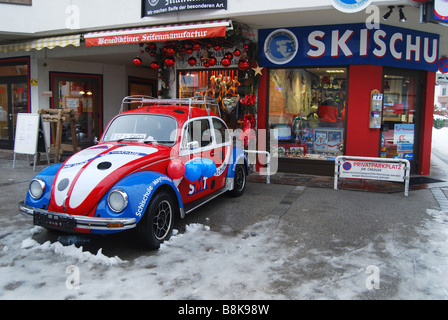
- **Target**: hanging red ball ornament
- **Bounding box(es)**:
[221,57,231,67]
[238,59,250,71]
[150,61,160,70]
[164,57,176,67]
[225,52,233,60]
[204,61,210,68]
[133,57,143,66]
[188,57,197,66]
[233,49,242,57]
[186,47,194,54]
[213,44,221,51]
[193,43,201,51]
[208,57,217,66]
[165,46,176,56]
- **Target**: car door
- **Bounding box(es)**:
[178,117,220,203]
[210,117,232,190]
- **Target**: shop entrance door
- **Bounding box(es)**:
[51,73,102,149]
[380,68,424,172]
[0,80,29,149]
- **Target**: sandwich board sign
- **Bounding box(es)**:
[13,113,48,171]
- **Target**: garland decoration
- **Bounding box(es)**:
[134,21,260,99]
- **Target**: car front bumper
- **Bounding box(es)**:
[18,201,137,232]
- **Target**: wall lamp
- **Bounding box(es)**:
[382,5,407,23]
[383,6,394,21]
[398,5,407,22]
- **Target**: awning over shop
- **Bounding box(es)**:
[0,34,81,53]
[84,20,232,47]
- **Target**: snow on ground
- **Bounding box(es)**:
[432,126,448,159]
[0,128,447,299]
[2,210,448,299]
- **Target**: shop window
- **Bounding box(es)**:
[268,67,347,160]
[128,77,157,110]
[0,57,30,149]
[178,69,245,129]
[380,69,423,167]
[51,73,102,149]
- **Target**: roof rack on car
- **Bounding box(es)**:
[119,95,220,117]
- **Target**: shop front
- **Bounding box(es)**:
[0,56,30,149]
[84,20,258,131]
[257,23,439,176]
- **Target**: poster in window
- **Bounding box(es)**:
[302,128,314,153]
[314,130,328,152]
[327,130,343,153]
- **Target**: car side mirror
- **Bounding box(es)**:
[187,141,199,150]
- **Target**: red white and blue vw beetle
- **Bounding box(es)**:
[19,97,248,249]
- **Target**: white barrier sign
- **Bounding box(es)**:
[339,160,405,182]
[335,156,410,196]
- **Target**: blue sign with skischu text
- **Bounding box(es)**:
[259,23,439,72]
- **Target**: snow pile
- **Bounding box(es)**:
[21,237,124,266]
[2,211,448,299]
[0,220,291,299]
[432,127,448,159]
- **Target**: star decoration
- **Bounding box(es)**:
[252,65,264,76]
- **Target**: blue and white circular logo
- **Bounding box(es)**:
[330,0,373,13]
[264,29,298,65]
[147,0,160,7]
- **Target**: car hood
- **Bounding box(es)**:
[50,143,165,214]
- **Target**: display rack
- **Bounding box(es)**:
[39,109,78,162]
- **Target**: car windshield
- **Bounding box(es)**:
[102,114,177,144]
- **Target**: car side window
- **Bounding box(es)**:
[183,118,212,148]
[212,118,230,145]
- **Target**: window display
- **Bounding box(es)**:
[268,67,347,160]
[178,69,246,128]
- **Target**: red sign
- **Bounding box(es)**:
[85,21,228,47]
[439,57,448,73]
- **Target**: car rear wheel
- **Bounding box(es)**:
[229,164,246,197]
[136,191,175,249]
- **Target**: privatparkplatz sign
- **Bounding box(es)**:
[334,156,410,196]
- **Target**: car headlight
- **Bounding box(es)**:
[107,189,128,213]
[29,178,45,199]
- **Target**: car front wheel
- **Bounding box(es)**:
[137,191,175,249]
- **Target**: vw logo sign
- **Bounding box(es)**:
[330,0,373,13]
[264,29,298,65]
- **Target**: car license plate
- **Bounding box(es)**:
[33,210,76,232]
